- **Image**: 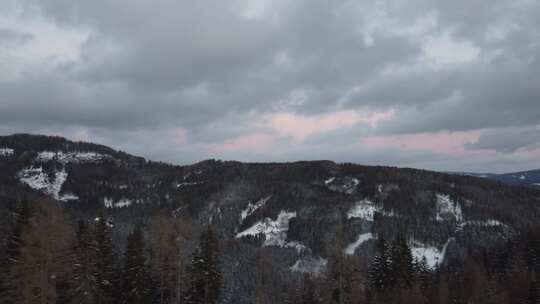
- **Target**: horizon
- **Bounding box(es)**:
[1,132,536,175]
[1,1,540,173]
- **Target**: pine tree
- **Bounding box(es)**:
[93,213,117,304]
[149,212,189,304]
[368,233,389,291]
[0,199,32,304]
[15,199,74,304]
[184,225,222,304]
[389,233,414,288]
[122,227,150,304]
[69,220,98,304]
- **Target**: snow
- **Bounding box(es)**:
[59,193,79,202]
[115,199,133,208]
[104,197,133,208]
[533,183,540,187]
[520,175,526,180]
[344,233,373,255]
[176,182,200,187]
[0,147,14,157]
[325,176,359,194]
[36,151,108,163]
[236,210,303,250]
[290,257,327,274]
[240,196,270,223]
[410,238,452,269]
[104,197,113,208]
[435,194,463,223]
[457,219,505,231]
[347,199,379,221]
[325,177,335,185]
[17,167,68,200]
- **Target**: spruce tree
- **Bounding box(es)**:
[390,233,414,288]
[93,214,117,304]
[0,199,32,304]
[69,220,98,304]
[122,227,150,304]
[185,225,222,304]
[368,233,389,291]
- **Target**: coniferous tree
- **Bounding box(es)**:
[16,199,74,304]
[389,233,414,289]
[185,225,222,304]
[93,213,117,304]
[69,220,98,304]
[0,199,32,304]
[122,227,150,304]
[368,233,389,291]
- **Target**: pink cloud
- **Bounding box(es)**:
[362,130,483,155]
[262,109,394,140]
[169,128,187,145]
[209,133,274,151]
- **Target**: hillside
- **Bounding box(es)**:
[1,134,540,303]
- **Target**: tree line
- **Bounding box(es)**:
[0,199,221,304]
[2,198,540,303]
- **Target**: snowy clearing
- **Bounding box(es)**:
[344,233,373,255]
[290,256,327,274]
[17,167,68,200]
[347,199,378,221]
[240,196,271,223]
[236,210,305,251]
[436,194,463,223]
[0,147,14,157]
[410,239,452,269]
[36,151,108,163]
[457,219,505,231]
[104,197,133,208]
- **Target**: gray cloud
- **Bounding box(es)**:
[465,127,540,153]
[0,0,539,172]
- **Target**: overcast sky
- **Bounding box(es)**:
[1,0,539,173]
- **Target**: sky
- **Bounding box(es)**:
[1,0,539,173]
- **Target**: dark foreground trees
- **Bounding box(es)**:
[184,225,222,304]
[2,198,540,304]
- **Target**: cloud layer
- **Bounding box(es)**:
[1,0,539,173]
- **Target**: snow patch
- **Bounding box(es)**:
[59,193,79,202]
[325,176,359,194]
[17,167,68,200]
[240,196,270,223]
[520,175,526,180]
[347,199,388,221]
[290,257,327,274]
[344,233,373,255]
[435,194,463,223]
[176,182,201,187]
[236,210,304,251]
[0,147,14,157]
[457,219,505,231]
[104,197,133,208]
[36,151,108,163]
[410,239,452,269]
[325,177,335,185]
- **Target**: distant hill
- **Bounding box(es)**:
[1,134,540,303]
[452,169,540,188]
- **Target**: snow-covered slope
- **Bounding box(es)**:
[36,151,109,163]
[0,147,14,157]
[16,167,76,201]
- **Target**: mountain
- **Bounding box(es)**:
[1,134,540,303]
[452,169,540,188]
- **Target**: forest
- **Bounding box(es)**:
[2,197,540,304]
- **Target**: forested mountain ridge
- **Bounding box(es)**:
[1,134,540,303]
